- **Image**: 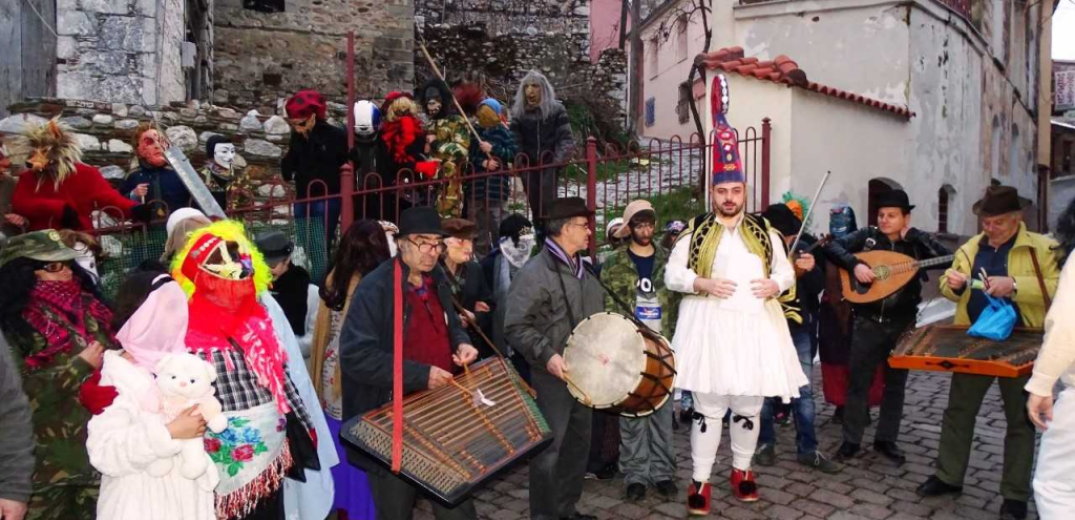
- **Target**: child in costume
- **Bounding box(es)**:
[170,220,319,520]
[380,92,438,215]
[466,98,519,255]
[87,272,217,520]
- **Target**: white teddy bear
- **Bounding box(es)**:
[154,353,228,480]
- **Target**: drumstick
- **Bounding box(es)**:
[562,373,592,406]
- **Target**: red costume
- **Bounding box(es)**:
[12,163,136,231]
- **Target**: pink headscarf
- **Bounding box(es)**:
[116,275,190,372]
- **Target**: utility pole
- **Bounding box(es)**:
[618,0,629,50]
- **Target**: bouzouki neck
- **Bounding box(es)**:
[876,254,955,274]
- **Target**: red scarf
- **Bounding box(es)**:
[381,115,424,165]
[185,273,291,415]
[21,280,113,370]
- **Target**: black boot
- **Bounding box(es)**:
[916,475,963,497]
[872,441,906,464]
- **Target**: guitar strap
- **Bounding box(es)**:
[1028,248,1052,312]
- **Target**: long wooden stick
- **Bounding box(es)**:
[416,38,492,157]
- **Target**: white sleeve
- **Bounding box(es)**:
[298,284,320,360]
[665,231,698,294]
[86,402,181,477]
[768,230,796,293]
[1026,260,1075,396]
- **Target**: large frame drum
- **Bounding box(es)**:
[563,312,676,417]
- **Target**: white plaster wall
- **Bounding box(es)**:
[733,0,910,107]
[638,0,710,140]
[788,89,911,236]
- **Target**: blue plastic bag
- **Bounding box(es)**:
[967,294,1017,341]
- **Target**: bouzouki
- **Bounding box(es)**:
[839,250,954,304]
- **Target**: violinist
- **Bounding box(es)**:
[753,203,841,473]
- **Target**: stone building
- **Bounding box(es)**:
[1,0,214,116]
[212,0,415,109]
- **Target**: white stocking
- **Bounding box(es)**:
[727,395,764,471]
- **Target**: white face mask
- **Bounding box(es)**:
[386,232,398,258]
[214,144,236,169]
[73,243,99,283]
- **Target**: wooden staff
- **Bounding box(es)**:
[415,37,497,163]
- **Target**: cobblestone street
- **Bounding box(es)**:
[412,369,1041,520]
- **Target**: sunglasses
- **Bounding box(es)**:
[37,262,68,273]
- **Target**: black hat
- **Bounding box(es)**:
[972,185,1031,217]
[545,197,594,220]
[398,206,447,237]
[875,189,915,211]
[205,135,231,158]
[762,203,802,237]
[254,230,293,266]
[442,218,477,239]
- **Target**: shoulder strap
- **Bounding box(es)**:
[1028,248,1052,312]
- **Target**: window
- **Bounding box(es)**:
[676,82,690,124]
[676,14,688,62]
[938,185,955,233]
[645,98,656,127]
[648,37,659,78]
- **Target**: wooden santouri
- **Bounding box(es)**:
[839,250,955,303]
[889,324,1042,378]
[341,357,553,506]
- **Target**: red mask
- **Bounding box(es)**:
[138,130,168,168]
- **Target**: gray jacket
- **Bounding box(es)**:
[0,332,34,503]
[504,248,604,370]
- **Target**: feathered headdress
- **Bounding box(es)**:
[10,118,83,190]
[781,191,811,228]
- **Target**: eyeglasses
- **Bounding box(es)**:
[37,262,67,273]
[406,239,446,254]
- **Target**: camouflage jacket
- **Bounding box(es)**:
[428,115,471,162]
[600,245,679,338]
[6,307,115,491]
[198,164,256,210]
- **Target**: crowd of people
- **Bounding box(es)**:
[3,74,1075,520]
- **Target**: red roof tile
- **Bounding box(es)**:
[695,46,915,119]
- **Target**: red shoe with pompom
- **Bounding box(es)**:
[731,468,759,502]
[687,480,711,516]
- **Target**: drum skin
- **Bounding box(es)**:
[563,312,676,417]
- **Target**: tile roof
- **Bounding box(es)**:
[696,47,915,120]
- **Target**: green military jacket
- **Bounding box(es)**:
[600,245,679,338]
[7,302,115,494]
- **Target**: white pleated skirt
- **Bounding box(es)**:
[671,297,808,400]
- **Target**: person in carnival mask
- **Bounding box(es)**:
[281,90,349,244]
[122,123,193,222]
[510,71,574,236]
[420,79,470,219]
[467,98,519,256]
[170,220,319,519]
[348,100,392,220]
[480,213,535,381]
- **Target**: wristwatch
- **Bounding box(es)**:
[1011,277,1017,295]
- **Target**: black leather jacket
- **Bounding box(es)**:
[823,227,951,319]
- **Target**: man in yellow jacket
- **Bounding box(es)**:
[916,186,1060,520]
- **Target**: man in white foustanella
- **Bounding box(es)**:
[665,73,808,516]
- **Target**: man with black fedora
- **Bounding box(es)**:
[824,188,951,464]
[339,206,479,520]
[916,186,1059,520]
[505,196,603,520]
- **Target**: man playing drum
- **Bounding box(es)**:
[665,77,807,514]
[600,199,678,502]
[504,197,604,520]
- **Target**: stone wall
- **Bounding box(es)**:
[56,0,197,106]
[212,0,415,110]
[0,98,355,181]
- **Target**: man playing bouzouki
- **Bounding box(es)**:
[917,186,1059,520]
[823,189,950,464]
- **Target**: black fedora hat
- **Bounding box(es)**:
[876,189,915,211]
[254,230,294,266]
[546,197,594,220]
[972,185,1031,217]
[398,206,447,237]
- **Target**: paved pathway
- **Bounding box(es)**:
[410,369,1041,519]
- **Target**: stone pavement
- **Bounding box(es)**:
[411,369,1041,519]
